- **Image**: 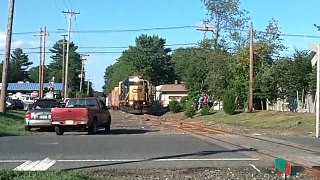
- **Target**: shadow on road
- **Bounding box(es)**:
[109,129,159,135]
[0,132,19,137]
[62,148,256,171]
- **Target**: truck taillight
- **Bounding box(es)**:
[25,112,31,120]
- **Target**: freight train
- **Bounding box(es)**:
[107,76,153,114]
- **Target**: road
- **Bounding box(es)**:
[0,111,269,172]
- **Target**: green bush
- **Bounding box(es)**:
[200,105,210,115]
[223,90,236,115]
[184,100,196,118]
[179,96,189,111]
[168,100,182,113]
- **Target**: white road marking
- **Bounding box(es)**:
[249,164,261,173]
[13,158,56,171]
[57,158,259,162]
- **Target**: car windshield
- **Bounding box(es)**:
[66,99,97,108]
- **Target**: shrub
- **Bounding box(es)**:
[200,105,210,115]
[168,100,182,113]
[223,90,236,115]
[180,96,189,111]
[184,100,196,118]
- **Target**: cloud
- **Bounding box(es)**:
[0,32,38,50]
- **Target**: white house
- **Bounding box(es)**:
[156,81,188,107]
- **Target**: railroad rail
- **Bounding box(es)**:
[137,114,320,179]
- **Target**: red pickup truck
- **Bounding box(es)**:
[51,97,111,135]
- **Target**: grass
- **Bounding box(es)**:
[0,171,98,180]
[0,110,26,137]
[164,110,315,136]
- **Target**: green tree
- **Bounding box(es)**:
[205,50,233,101]
[103,34,177,94]
[7,48,33,82]
[28,66,51,83]
[47,40,82,96]
[172,47,209,92]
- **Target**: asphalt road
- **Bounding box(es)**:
[0,110,269,171]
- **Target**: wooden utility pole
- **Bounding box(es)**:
[38,28,43,97]
[0,0,15,113]
[62,10,80,99]
[40,27,48,99]
[248,22,254,113]
[61,34,67,99]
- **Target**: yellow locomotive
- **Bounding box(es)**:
[118,76,150,114]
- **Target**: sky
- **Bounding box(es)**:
[1,0,320,92]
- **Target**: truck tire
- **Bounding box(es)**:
[104,118,111,134]
[88,120,97,135]
[55,126,64,135]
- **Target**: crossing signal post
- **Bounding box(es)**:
[308,43,320,138]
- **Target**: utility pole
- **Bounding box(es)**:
[61,34,67,99]
[308,43,320,138]
[38,28,43,97]
[196,20,213,49]
[34,27,48,99]
[62,10,80,99]
[86,76,92,96]
[40,27,48,99]
[0,0,15,113]
[248,22,254,113]
[80,54,89,93]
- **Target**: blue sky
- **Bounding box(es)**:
[1,0,320,91]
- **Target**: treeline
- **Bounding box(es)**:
[103,0,316,109]
[0,40,93,97]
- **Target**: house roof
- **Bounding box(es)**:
[157,84,188,92]
[6,83,63,91]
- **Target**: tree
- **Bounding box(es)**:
[172,47,209,92]
[121,34,176,85]
[47,40,82,96]
[7,48,33,82]
[103,34,177,95]
[28,66,51,83]
[205,50,233,101]
[202,0,250,50]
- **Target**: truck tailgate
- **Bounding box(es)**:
[51,108,89,125]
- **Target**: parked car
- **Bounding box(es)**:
[51,97,111,135]
[12,99,24,110]
[24,99,62,131]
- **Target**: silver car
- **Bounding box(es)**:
[24,99,61,131]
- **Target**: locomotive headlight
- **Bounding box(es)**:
[129,101,133,105]
[143,102,145,105]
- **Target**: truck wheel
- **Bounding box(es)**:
[88,120,97,135]
[104,119,111,134]
[55,126,64,135]
[24,125,31,131]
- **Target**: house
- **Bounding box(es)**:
[156,81,188,107]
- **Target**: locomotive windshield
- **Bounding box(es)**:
[129,81,144,85]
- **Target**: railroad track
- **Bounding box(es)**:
[137,114,320,179]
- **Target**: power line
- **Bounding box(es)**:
[0,43,199,52]
[68,0,73,9]
[9,26,320,39]
[53,0,62,12]
[10,26,196,35]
